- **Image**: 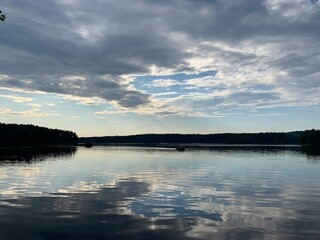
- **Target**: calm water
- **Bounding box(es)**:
[0,146,319,240]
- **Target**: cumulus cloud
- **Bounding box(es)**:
[0,0,319,116]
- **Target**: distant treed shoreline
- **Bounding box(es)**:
[80,130,320,146]
[0,122,319,147]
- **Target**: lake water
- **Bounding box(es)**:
[0,146,319,240]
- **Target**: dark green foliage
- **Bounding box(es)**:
[80,131,302,145]
[301,129,320,146]
[0,123,78,146]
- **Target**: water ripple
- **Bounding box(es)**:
[0,146,319,239]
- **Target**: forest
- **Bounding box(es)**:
[0,123,78,146]
[80,131,303,145]
[301,129,320,146]
[1,122,319,147]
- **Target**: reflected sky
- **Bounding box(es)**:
[0,146,320,239]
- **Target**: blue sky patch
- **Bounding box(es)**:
[133,70,218,95]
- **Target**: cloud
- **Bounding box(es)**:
[185,76,225,88]
[94,109,129,115]
[0,0,319,115]
[0,108,11,114]
[1,75,150,108]
[60,94,105,106]
[60,75,87,82]
[0,75,9,80]
[26,103,42,108]
[0,108,60,117]
[8,110,59,117]
[149,79,182,88]
[0,94,33,103]
[46,103,56,107]
[227,91,281,105]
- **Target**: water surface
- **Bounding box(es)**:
[0,146,319,239]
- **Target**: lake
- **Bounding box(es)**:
[0,146,319,240]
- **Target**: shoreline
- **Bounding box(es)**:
[79,143,302,148]
[0,145,76,151]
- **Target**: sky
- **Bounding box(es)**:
[0,0,320,137]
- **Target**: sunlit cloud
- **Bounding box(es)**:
[46,103,56,107]
[0,108,11,114]
[0,94,33,103]
[1,108,60,117]
[94,109,129,115]
[0,0,319,132]
[60,94,105,106]
[26,103,42,108]
[60,75,87,82]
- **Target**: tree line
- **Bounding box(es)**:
[1,122,318,147]
[0,123,78,146]
[301,129,320,146]
[80,131,303,145]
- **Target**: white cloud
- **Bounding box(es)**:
[154,92,179,96]
[0,75,9,80]
[0,94,33,103]
[60,95,105,105]
[149,79,181,88]
[185,76,222,88]
[0,108,60,117]
[46,103,56,107]
[0,0,319,119]
[94,109,129,115]
[26,103,42,108]
[264,0,318,21]
[60,75,87,81]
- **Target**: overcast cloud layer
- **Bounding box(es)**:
[1,0,320,117]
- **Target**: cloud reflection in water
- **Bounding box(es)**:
[0,146,319,239]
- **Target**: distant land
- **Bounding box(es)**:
[80,130,320,146]
[0,123,78,147]
[1,122,319,147]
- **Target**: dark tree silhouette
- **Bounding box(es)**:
[0,10,6,21]
[80,131,302,145]
[301,129,320,146]
[0,123,78,146]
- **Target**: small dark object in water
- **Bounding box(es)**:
[0,10,6,22]
[85,143,93,148]
[176,147,185,152]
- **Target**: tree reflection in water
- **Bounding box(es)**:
[0,147,77,163]
[0,146,319,239]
